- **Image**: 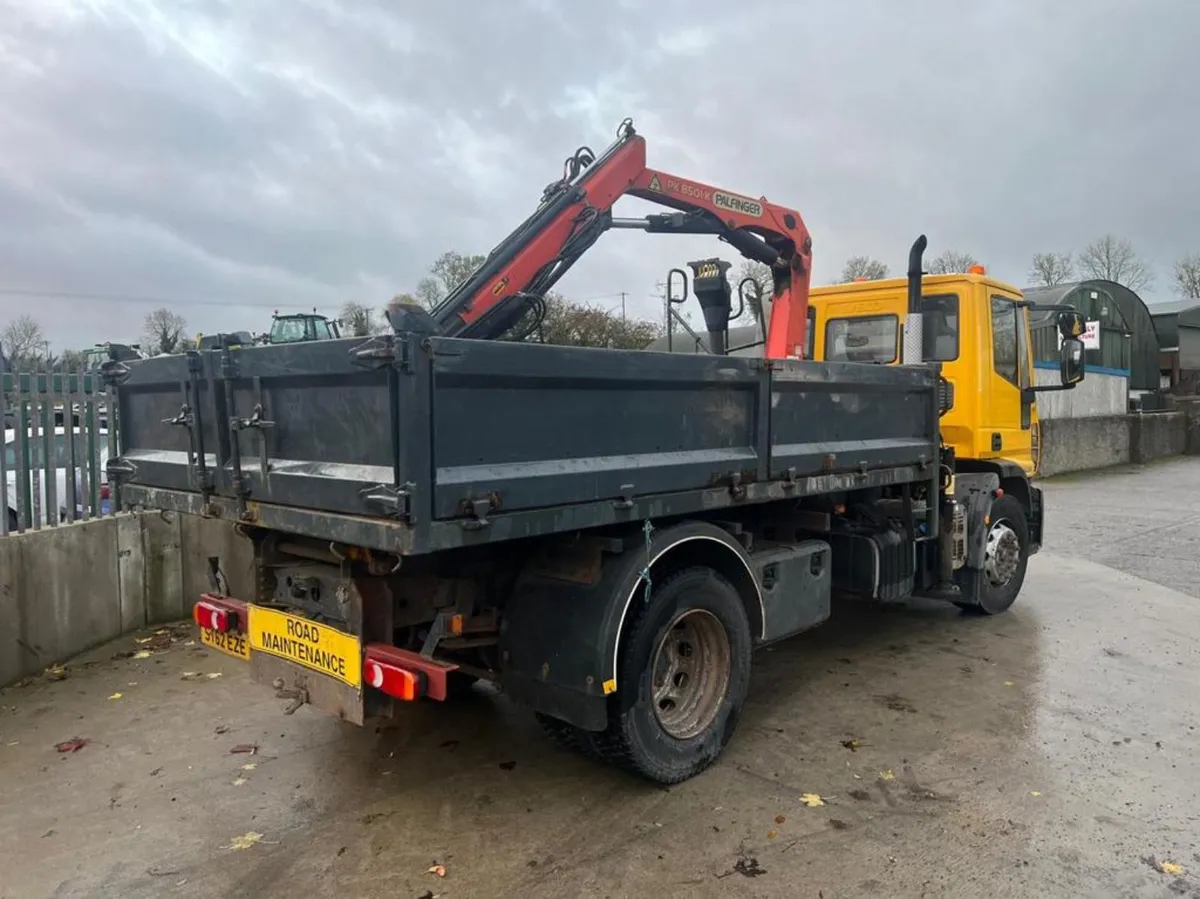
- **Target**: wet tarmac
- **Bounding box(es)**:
[1,458,1198,899]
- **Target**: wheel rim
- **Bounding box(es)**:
[650,609,732,740]
[984,519,1021,588]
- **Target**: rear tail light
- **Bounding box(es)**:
[100,484,111,500]
[363,656,426,702]
[194,599,237,633]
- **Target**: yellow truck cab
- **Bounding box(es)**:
[808,265,1070,477]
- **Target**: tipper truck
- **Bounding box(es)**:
[104,119,1087,784]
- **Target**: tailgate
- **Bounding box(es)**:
[110,340,398,518]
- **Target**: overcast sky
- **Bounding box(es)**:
[1,0,1196,350]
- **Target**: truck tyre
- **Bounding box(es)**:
[591,566,752,784]
[959,494,1029,615]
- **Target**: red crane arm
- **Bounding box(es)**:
[432,121,813,360]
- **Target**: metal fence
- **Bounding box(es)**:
[1,370,119,536]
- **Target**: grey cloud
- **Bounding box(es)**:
[0,0,1196,350]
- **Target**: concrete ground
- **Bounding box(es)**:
[1,458,1199,899]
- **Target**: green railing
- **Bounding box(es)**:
[1,370,118,535]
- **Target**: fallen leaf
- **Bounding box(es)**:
[233,776,248,787]
[153,628,169,636]
[1030,791,1042,797]
[180,672,201,681]
[183,640,196,647]
[214,725,230,735]
[240,763,257,771]
[205,672,223,680]
[427,863,447,877]
[774,814,787,825]
[840,739,863,752]
[1160,861,1184,875]
[54,737,90,753]
[766,829,778,839]
[1004,681,1015,687]
[133,651,152,660]
[224,831,265,851]
[718,857,766,879]
[108,692,123,700]
[45,665,69,682]
[230,743,258,755]
[134,637,153,645]
[799,793,825,807]
[111,650,135,660]
[150,767,163,776]
[879,770,895,780]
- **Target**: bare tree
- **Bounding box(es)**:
[1173,253,1200,299]
[840,256,890,282]
[414,250,487,310]
[927,250,980,275]
[1078,234,1154,291]
[54,349,88,372]
[1029,252,1076,287]
[142,308,187,354]
[1,314,46,369]
[733,259,774,325]
[340,301,376,336]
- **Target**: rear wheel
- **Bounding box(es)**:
[958,494,1029,615]
[588,566,752,784]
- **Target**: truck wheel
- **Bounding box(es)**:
[961,494,1029,615]
[592,566,752,784]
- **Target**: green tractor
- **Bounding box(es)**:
[265,309,341,344]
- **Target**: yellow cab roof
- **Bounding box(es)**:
[810,271,1022,299]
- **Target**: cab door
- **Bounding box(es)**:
[985,294,1034,471]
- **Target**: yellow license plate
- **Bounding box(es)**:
[200,627,250,661]
[247,605,362,689]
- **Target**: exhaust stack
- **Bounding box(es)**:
[903,235,928,365]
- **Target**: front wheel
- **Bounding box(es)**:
[589,566,752,784]
[958,494,1029,615]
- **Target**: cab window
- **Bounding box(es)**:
[805,306,815,359]
[825,315,898,364]
[922,295,959,361]
[991,296,1019,385]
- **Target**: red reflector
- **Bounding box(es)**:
[994,487,1005,498]
[194,600,233,633]
[363,656,425,701]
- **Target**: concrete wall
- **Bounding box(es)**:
[1040,415,1131,476]
[1130,412,1186,464]
[1039,411,1185,477]
[1034,367,1127,418]
[0,511,255,686]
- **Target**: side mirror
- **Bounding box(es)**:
[1060,336,1085,386]
[1057,309,1086,341]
